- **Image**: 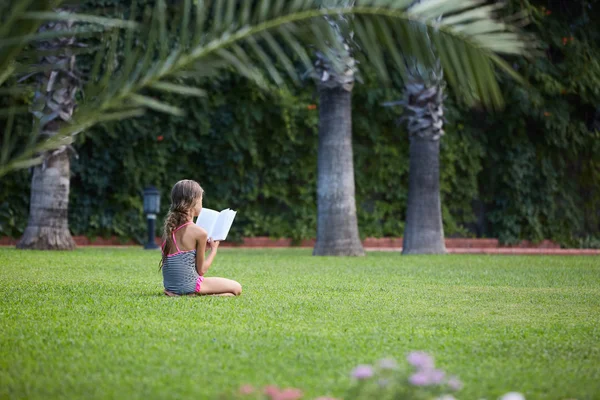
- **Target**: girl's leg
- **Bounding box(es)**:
[198,277,242,296]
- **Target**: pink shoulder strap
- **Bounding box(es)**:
[171,222,194,253]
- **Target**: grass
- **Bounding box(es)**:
[0,248,599,400]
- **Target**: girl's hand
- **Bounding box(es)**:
[208,238,220,250]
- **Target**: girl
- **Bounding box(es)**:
[160,179,242,297]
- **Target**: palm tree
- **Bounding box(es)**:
[1,0,532,251]
[386,0,448,255]
[399,62,447,254]
[385,0,531,254]
[313,0,364,256]
[17,9,78,250]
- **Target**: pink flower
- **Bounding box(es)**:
[264,385,281,398]
[407,351,435,370]
[239,384,255,395]
[409,369,446,386]
[409,371,431,386]
[263,386,303,400]
[351,364,374,380]
[447,376,463,391]
[314,397,339,400]
[277,388,303,400]
[430,369,446,384]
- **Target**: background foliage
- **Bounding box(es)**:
[1,0,599,247]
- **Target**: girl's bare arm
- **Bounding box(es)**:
[195,228,208,275]
[195,228,219,275]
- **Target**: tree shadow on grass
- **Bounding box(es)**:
[136,290,199,298]
[136,291,166,297]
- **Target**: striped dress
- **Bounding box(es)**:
[162,222,204,295]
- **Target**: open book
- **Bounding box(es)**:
[195,208,237,241]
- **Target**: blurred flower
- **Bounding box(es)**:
[435,396,457,400]
[351,364,374,380]
[545,10,551,15]
[378,358,398,370]
[409,369,446,386]
[239,384,255,395]
[277,388,303,400]
[430,369,446,384]
[447,376,463,391]
[314,397,339,400]
[544,111,551,117]
[157,135,164,141]
[407,351,435,370]
[409,371,431,386]
[307,104,317,110]
[500,392,526,400]
[264,385,281,398]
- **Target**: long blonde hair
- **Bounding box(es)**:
[160,180,204,268]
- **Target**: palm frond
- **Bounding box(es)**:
[0,0,536,177]
[22,11,138,29]
[349,0,536,108]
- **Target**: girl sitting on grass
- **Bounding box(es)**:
[160,179,242,297]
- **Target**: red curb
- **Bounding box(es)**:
[446,248,600,255]
[1,236,598,254]
[362,248,600,255]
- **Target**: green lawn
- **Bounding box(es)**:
[0,248,599,400]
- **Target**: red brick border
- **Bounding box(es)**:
[445,248,600,255]
[1,235,598,255]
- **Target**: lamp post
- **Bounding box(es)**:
[143,186,160,249]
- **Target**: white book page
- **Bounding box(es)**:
[211,209,237,241]
[195,208,219,237]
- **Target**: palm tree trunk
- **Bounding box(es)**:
[17,12,77,250]
[402,136,446,254]
[17,151,75,250]
[400,65,447,255]
[313,86,365,256]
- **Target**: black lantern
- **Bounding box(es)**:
[143,186,161,249]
